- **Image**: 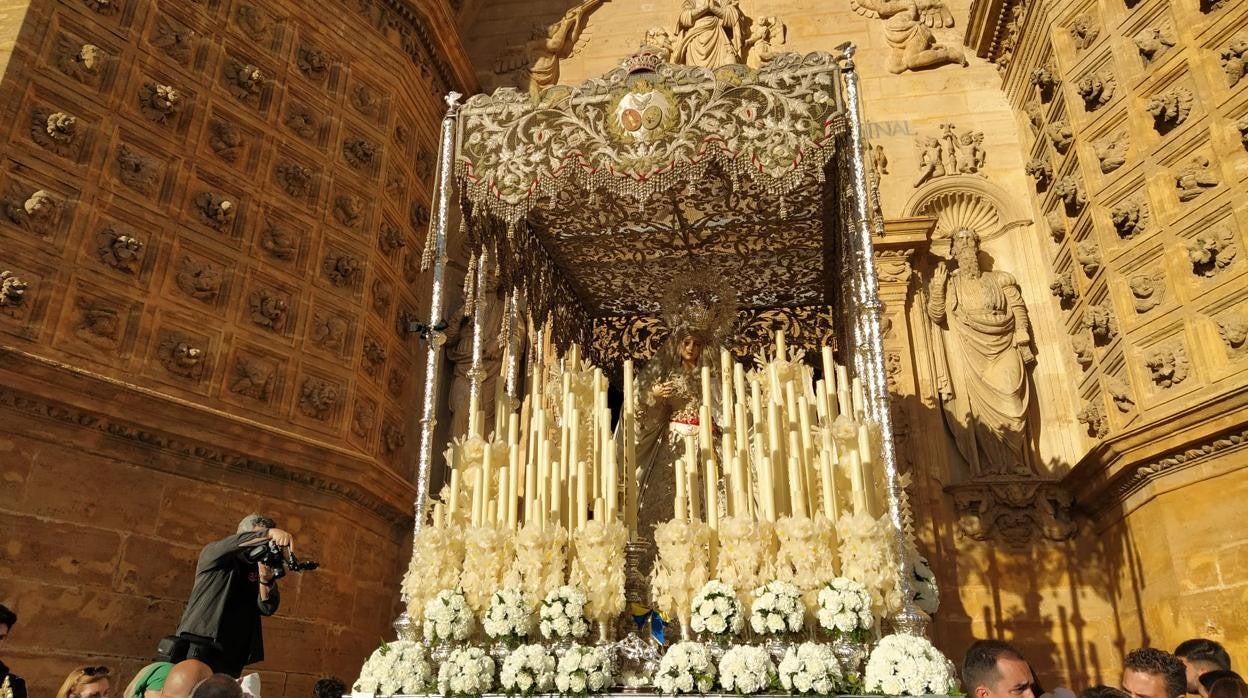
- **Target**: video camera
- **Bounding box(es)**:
[244,540,319,579]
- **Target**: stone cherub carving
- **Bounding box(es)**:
[1218,314,1247,351]
[851,0,966,74]
[0,271,29,308]
[1075,72,1115,111]
[1074,241,1100,277]
[1052,175,1086,214]
[1187,227,1238,277]
[284,105,318,140]
[1134,25,1175,64]
[224,62,266,103]
[362,336,387,375]
[1093,131,1128,173]
[138,82,182,125]
[1045,210,1065,242]
[55,38,106,84]
[152,14,195,64]
[1106,377,1135,413]
[1128,271,1166,314]
[927,228,1035,477]
[343,137,378,169]
[333,194,364,228]
[298,378,339,420]
[30,110,79,157]
[1068,15,1099,50]
[209,119,244,162]
[1222,34,1248,88]
[1085,305,1117,345]
[1072,334,1094,370]
[260,222,297,260]
[74,298,120,348]
[1145,346,1189,388]
[1175,156,1218,202]
[1030,62,1060,101]
[117,145,159,195]
[175,256,222,302]
[495,0,607,94]
[158,333,206,380]
[1049,273,1077,308]
[1077,400,1108,438]
[745,16,787,68]
[311,311,348,352]
[1024,158,1052,190]
[275,161,312,198]
[230,356,276,401]
[194,192,235,230]
[1046,120,1073,153]
[297,45,329,83]
[248,288,289,331]
[1146,87,1193,133]
[352,401,375,437]
[1111,198,1148,239]
[96,229,143,274]
[323,253,362,287]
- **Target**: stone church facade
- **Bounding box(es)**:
[0,0,1243,694]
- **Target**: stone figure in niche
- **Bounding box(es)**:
[30,110,80,157]
[152,14,195,64]
[1077,400,1107,438]
[673,0,744,69]
[1146,87,1193,133]
[1049,273,1077,307]
[1024,101,1043,133]
[1068,15,1099,50]
[869,143,889,182]
[1046,120,1073,153]
[1134,25,1175,64]
[926,228,1036,477]
[1076,72,1115,111]
[913,137,945,187]
[496,0,606,95]
[235,5,274,41]
[956,130,987,174]
[643,27,675,61]
[248,288,288,331]
[311,311,347,352]
[116,145,159,195]
[1093,132,1128,173]
[260,222,296,260]
[343,137,378,169]
[1218,314,1247,351]
[138,82,182,125]
[362,337,387,375]
[158,332,206,380]
[274,160,312,198]
[745,16,787,68]
[383,423,406,454]
[209,120,244,162]
[283,105,317,140]
[1106,377,1134,412]
[0,271,29,308]
[74,297,121,348]
[378,222,405,255]
[298,378,339,420]
[230,356,276,401]
[352,400,374,437]
[350,84,379,116]
[851,0,966,74]
[911,123,986,186]
[1222,34,1248,88]
[1145,346,1189,388]
[296,45,329,83]
[1024,158,1051,190]
[224,62,266,103]
[1084,305,1117,345]
[175,256,222,303]
[371,280,391,316]
[82,0,118,15]
[55,38,106,84]
[1072,334,1093,370]
[1175,157,1218,202]
[1030,62,1060,101]
[323,254,362,287]
[1111,199,1148,239]
[1129,271,1165,314]
[1046,210,1065,242]
[333,194,363,228]
[1187,227,1238,277]
[1074,241,1100,276]
[96,228,143,274]
[1053,176,1085,214]
[194,192,235,230]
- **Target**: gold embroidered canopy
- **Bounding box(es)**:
[452,50,855,359]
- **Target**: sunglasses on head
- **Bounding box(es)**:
[82,666,109,677]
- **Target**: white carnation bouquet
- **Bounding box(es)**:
[437,646,495,697]
[354,640,432,696]
[499,644,556,696]
[816,577,875,642]
[554,643,614,695]
[689,580,745,639]
[423,588,473,644]
[717,645,776,694]
[539,585,590,640]
[484,586,533,644]
[750,580,804,636]
[864,634,956,696]
[655,641,716,695]
[778,642,842,695]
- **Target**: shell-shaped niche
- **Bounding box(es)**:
[904,176,1031,256]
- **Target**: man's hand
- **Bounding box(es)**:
[267,528,294,550]
[931,261,949,287]
[257,562,276,584]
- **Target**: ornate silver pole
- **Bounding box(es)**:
[413,91,463,535]
[841,48,929,636]
[467,249,489,436]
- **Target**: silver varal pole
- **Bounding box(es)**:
[841,48,929,636]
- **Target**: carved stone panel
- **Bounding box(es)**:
[1075,71,1116,111]
[1111,198,1149,239]
[1174,156,1219,202]
[155,328,210,384]
[1128,270,1167,314]
[307,302,355,359]
[1144,343,1190,389]
[1092,131,1127,173]
[1146,86,1194,134]
[1187,227,1239,277]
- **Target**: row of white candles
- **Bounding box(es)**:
[431,330,881,535]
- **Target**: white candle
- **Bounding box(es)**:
[776,329,786,363]
[674,456,687,520]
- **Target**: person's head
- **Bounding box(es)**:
[191,674,242,698]
[0,604,15,641]
[1176,640,1233,694]
[1123,648,1187,698]
[962,639,1036,698]
[1082,686,1131,698]
[677,332,704,366]
[1200,673,1245,698]
[313,677,346,698]
[236,513,275,534]
[56,666,111,698]
[1206,676,1248,698]
[162,660,214,698]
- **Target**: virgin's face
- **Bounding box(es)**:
[678,335,703,364]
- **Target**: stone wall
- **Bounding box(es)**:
[0,0,473,694]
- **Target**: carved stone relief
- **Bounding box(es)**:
[1111,198,1149,238]
[1031,62,1060,101]
[869,143,889,184]
[247,287,289,331]
[410,203,430,229]
[274,160,313,198]
[1238,116,1248,149]
[1077,400,1108,437]
[1092,131,1128,173]
[414,148,435,183]
[387,367,406,398]
[371,279,391,316]
[152,14,196,64]
[1187,227,1238,277]
[1046,210,1065,242]
[1085,304,1118,345]
[283,104,319,140]
[174,256,222,303]
[1201,0,1227,12]
[1072,333,1094,370]
[95,227,143,274]
[1218,313,1247,352]
[362,336,387,376]
[403,251,421,284]
[55,39,107,85]
[296,45,329,83]
[2,188,63,235]
[1129,270,1166,313]
[1068,15,1099,51]
[230,356,277,401]
[116,145,160,195]
[223,61,266,105]
[1025,101,1044,133]
[30,109,82,158]
[1145,345,1189,388]
[350,84,380,116]
[73,297,121,349]
[323,253,362,287]
[914,124,985,187]
[333,194,364,228]
[1222,34,1248,88]
[157,332,206,380]
[351,400,375,437]
[378,222,405,255]
[0,271,29,309]
[1025,158,1052,190]
[1053,175,1086,214]
[494,0,607,94]
[1106,377,1135,412]
[298,377,339,420]
[209,119,245,163]
[1147,87,1193,133]
[1075,71,1115,111]
[343,137,378,169]
[845,0,967,74]
[1050,272,1078,308]
[260,221,297,260]
[1175,157,1219,201]
[310,310,348,353]
[138,83,183,125]
[383,422,405,453]
[1047,120,1073,153]
[82,0,118,16]
[1075,241,1100,276]
[1134,25,1175,65]
[948,480,1077,547]
[235,4,276,43]
[193,192,236,230]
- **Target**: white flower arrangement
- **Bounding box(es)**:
[655,641,716,695]
[539,585,590,640]
[778,642,842,695]
[717,645,776,695]
[750,580,804,636]
[499,644,556,696]
[816,577,875,641]
[554,643,614,695]
[423,588,474,644]
[436,646,495,697]
[354,640,432,696]
[484,586,533,643]
[864,634,956,696]
[689,580,745,639]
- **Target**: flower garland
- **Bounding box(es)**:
[864,634,956,696]
[437,646,495,698]
[655,642,717,695]
[816,577,875,642]
[484,586,533,644]
[555,644,614,695]
[354,640,432,696]
[423,588,473,644]
[539,585,590,640]
[499,644,557,696]
[690,580,745,638]
[718,645,776,695]
[778,642,842,695]
[750,580,804,636]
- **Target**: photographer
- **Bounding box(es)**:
[172,514,294,677]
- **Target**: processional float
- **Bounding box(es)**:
[364,45,948,697]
